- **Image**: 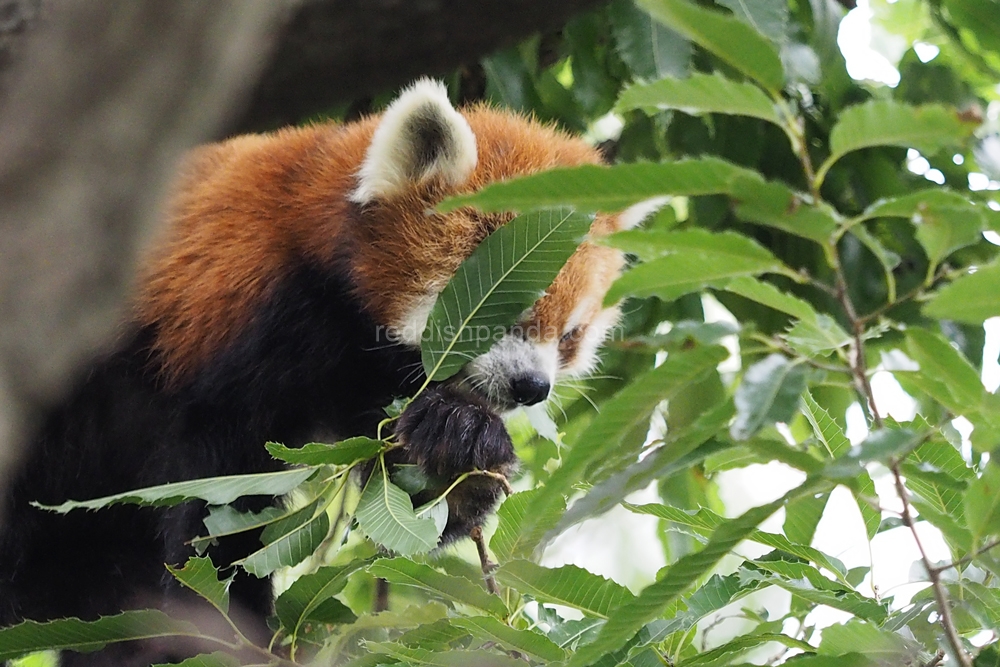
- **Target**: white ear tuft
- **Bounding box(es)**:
[351,79,478,204]
[615,196,670,230]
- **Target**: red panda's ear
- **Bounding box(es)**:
[351,79,478,204]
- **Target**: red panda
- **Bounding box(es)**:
[0,80,648,664]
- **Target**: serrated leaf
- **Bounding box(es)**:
[451,617,567,661]
[924,262,1000,324]
[624,502,847,580]
[801,390,851,458]
[355,465,440,556]
[783,493,829,546]
[567,477,826,666]
[606,230,788,304]
[554,401,733,533]
[368,557,507,617]
[637,0,784,91]
[617,73,779,125]
[609,0,690,79]
[366,643,525,667]
[721,276,822,322]
[166,557,231,614]
[34,468,315,513]
[151,652,239,667]
[193,504,287,552]
[683,632,812,666]
[964,463,1000,545]
[784,314,852,356]
[731,354,807,440]
[825,428,924,479]
[266,437,384,466]
[490,489,565,563]
[526,346,728,547]
[818,101,975,184]
[494,560,634,619]
[817,620,917,664]
[745,560,887,622]
[905,328,984,412]
[848,224,899,302]
[716,0,788,42]
[0,611,200,660]
[421,208,591,381]
[274,561,367,638]
[904,437,973,517]
[438,158,755,213]
[236,501,330,577]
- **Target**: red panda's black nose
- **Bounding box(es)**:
[510,375,550,406]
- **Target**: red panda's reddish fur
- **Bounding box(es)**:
[138,107,618,385]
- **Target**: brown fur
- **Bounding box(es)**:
[136,105,625,383]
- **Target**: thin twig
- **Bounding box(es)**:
[922,649,946,667]
[891,462,971,667]
[930,537,1000,575]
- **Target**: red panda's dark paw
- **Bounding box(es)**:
[396,384,517,481]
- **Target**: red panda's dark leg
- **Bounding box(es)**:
[395,384,517,543]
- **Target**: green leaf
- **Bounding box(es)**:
[355,464,441,556]
[236,500,330,577]
[34,468,315,513]
[420,208,591,381]
[624,502,847,580]
[818,101,974,185]
[924,262,1000,324]
[494,560,634,619]
[731,354,807,440]
[165,557,231,614]
[554,400,733,533]
[715,0,788,42]
[365,643,526,667]
[609,0,690,79]
[274,561,367,638]
[683,633,812,666]
[825,428,924,479]
[0,611,200,660]
[783,493,829,546]
[964,462,1000,545]
[526,346,728,547]
[784,314,852,356]
[847,224,899,303]
[450,617,567,662]
[817,620,917,663]
[193,504,286,551]
[368,557,508,618]
[744,560,887,622]
[904,437,973,518]
[799,395,879,541]
[616,73,780,125]
[801,390,851,458]
[721,276,822,322]
[151,653,239,667]
[637,0,784,91]
[490,489,565,563]
[567,478,825,666]
[605,230,788,304]
[904,328,984,413]
[265,437,384,466]
[438,158,755,213]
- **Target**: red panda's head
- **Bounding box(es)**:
[349,80,660,411]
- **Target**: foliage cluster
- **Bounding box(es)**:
[5,0,1000,665]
